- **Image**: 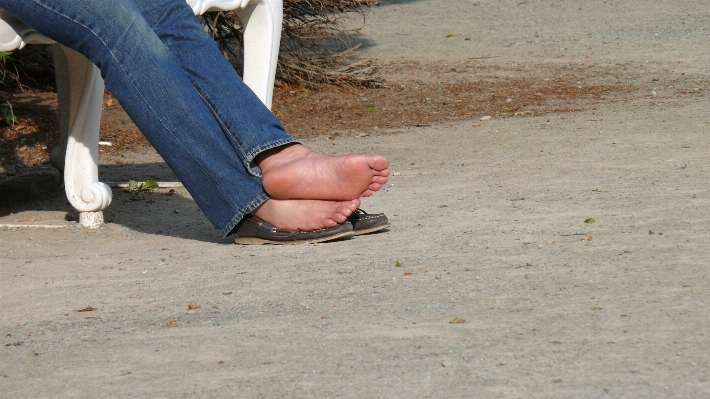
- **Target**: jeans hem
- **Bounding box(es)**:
[244,137,302,177]
[220,192,270,237]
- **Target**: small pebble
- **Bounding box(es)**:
[442,360,452,367]
[480,115,492,121]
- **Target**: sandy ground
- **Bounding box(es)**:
[2,0,710,397]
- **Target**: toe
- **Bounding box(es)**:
[331,213,347,224]
[348,199,361,212]
[368,183,382,192]
[371,156,389,171]
[335,204,354,218]
[372,175,388,184]
[360,189,373,198]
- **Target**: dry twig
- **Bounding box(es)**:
[201,0,382,87]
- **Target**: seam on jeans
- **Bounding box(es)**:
[188,80,298,177]
[221,192,269,237]
[28,0,243,213]
[189,82,251,162]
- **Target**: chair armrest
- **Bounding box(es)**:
[187,0,251,15]
[0,9,55,51]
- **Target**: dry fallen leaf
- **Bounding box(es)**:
[580,236,593,241]
[165,321,179,327]
[75,306,98,312]
[590,307,603,311]
[648,230,654,235]
[325,135,335,141]
[449,317,466,324]
[187,302,200,310]
[509,197,525,201]
[404,272,413,276]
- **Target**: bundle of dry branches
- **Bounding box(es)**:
[201,0,382,87]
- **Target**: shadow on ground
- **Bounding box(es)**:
[0,162,226,243]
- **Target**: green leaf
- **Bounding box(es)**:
[125,180,139,193]
[449,317,466,324]
[584,218,596,224]
[1,107,17,126]
[142,180,159,191]
[395,261,402,268]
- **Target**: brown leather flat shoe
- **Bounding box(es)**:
[234,215,355,245]
[347,209,390,235]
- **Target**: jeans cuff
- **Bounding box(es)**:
[243,137,302,177]
[221,192,270,237]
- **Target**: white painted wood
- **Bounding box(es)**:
[0,0,283,227]
[53,45,112,217]
[186,0,252,15]
[0,10,54,51]
[234,0,282,109]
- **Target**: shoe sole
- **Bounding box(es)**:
[353,223,391,236]
[234,231,355,245]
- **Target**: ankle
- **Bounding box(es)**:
[254,143,305,171]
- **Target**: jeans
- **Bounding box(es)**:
[0,0,295,236]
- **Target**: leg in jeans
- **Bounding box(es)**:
[0,0,339,235]
[136,0,294,176]
[133,0,391,200]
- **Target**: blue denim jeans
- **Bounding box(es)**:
[0,0,296,236]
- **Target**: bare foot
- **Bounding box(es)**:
[256,144,389,200]
[251,198,360,231]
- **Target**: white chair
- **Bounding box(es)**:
[0,0,282,227]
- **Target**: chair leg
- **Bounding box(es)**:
[234,0,283,109]
[52,44,112,228]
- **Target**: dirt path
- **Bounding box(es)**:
[2,1,710,397]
